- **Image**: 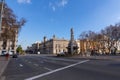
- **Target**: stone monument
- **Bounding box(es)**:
[67,28,79,55]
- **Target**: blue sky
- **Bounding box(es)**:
[5,0,120,49]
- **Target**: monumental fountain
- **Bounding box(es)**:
[67,28,79,55]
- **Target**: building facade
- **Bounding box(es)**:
[26,28,120,55]
[39,36,69,55]
[0,26,18,55]
[26,28,81,55]
[27,35,80,55]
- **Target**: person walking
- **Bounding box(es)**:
[5,53,9,61]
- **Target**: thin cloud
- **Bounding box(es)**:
[117,16,120,21]
[52,6,56,11]
[17,0,31,4]
[49,0,68,11]
[58,0,68,7]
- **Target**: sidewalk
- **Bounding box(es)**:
[0,56,10,79]
[71,55,120,61]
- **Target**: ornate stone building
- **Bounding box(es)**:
[27,29,81,55]
[39,35,69,55]
[0,26,18,55]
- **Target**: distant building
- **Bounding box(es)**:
[26,27,120,55]
[39,35,69,55]
[27,29,81,55]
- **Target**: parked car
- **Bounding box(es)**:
[57,52,66,56]
[12,54,18,58]
[8,51,13,56]
[37,51,40,54]
[0,51,13,56]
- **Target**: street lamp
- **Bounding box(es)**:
[0,0,5,32]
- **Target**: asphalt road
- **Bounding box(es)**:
[1,55,120,80]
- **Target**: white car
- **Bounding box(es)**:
[0,51,13,56]
[8,51,13,55]
[57,52,65,56]
[37,51,40,54]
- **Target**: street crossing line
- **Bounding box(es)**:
[25,60,89,80]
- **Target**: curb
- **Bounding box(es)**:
[0,58,10,79]
[70,56,120,61]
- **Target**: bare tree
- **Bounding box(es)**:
[0,2,26,52]
[100,24,120,54]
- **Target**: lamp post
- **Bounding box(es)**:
[0,0,5,32]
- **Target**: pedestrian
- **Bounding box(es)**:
[5,53,9,61]
[114,47,117,55]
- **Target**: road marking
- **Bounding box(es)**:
[40,61,44,63]
[41,57,80,62]
[19,64,23,67]
[25,60,28,62]
[25,60,89,80]
[34,64,39,67]
[28,62,31,63]
[44,67,52,71]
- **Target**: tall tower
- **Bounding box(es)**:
[71,28,74,41]
[70,28,74,54]
[43,36,47,54]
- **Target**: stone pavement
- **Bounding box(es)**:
[0,56,10,79]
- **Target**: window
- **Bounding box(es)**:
[56,44,57,48]
[59,49,61,52]
[56,49,57,53]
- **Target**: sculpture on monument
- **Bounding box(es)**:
[67,28,79,55]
